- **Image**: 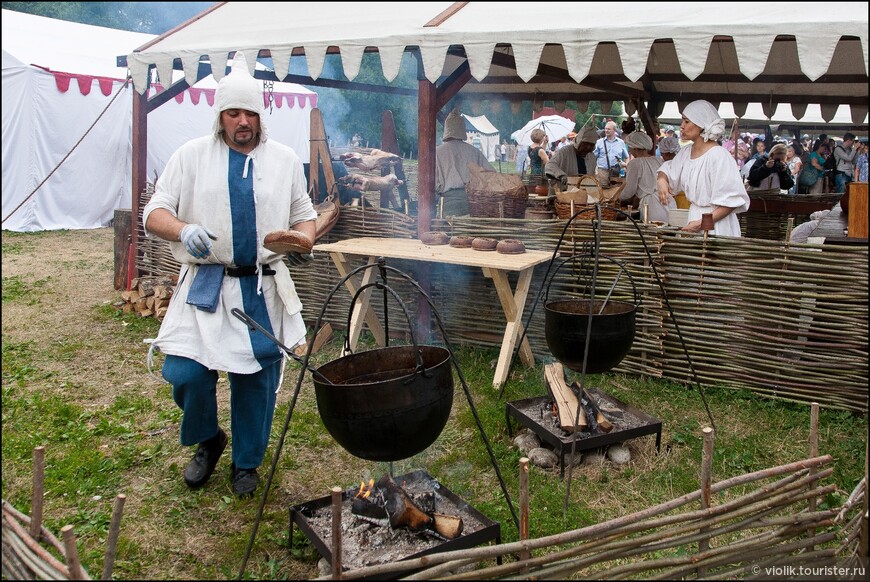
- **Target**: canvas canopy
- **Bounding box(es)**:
[1,9,317,232]
[125,2,868,118]
[119,1,868,235]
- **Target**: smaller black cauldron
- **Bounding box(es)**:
[313,345,453,462]
[545,299,636,374]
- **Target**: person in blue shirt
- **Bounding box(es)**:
[592,121,628,187]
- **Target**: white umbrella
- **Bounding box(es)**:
[511,115,576,147]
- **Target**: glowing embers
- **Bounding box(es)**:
[289,470,500,574]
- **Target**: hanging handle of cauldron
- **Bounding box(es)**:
[543,253,639,309]
[345,280,431,380]
[377,257,390,347]
[230,308,337,385]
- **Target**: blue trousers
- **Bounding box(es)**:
[163,355,281,470]
[834,173,852,194]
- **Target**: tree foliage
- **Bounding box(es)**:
[1,2,215,34]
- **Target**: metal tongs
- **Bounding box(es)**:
[231,308,335,385]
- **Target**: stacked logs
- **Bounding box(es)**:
[116,276,177,320]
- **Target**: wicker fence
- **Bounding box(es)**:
[133,198,868,413]
[313,408,867,580]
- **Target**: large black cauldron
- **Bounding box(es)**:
[313,345,453,462]
[545,298,636,374]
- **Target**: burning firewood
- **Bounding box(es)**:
[543,362,586,432]
[351,478,389,526]
[339,149,401,171]
[338,174,404,192]
[432,513,464,539]
[349,475,464,540]
[378,475,432,530]
[572,381,614,433]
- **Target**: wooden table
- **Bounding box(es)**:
[313,237,553,388]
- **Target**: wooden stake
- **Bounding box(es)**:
[808,402,819,543]
[331,486,343,580]
[61,525,86,580]
[101,493,126,580]
[697,427,714,578]
[519,457,531,562]
[30,446,45,540]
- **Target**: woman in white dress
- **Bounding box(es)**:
[656,100,750,237]
[619,131,675,223]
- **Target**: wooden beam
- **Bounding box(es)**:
[748,199,836,214]
[424,2,469,27]
[436,61,472,111]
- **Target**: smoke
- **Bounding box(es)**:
[291,54,353,147]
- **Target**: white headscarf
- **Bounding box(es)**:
[443,110,467,141]
[682,100,725,143]
[625,131,653,151]
[658,136,682,154]
[211,51,268,142]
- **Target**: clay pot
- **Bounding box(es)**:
[497,239,526,254]
[471,237,497,251]
[420,231,449,245]
[449,235,474,248]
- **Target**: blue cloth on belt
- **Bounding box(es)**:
[185,264,225,313]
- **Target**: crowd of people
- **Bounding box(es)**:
[432,103,866,240]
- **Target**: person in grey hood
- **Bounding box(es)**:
[143,52,316,498]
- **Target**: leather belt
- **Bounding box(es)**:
[225,265,276,277]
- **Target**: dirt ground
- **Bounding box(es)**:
[2,227,325,579]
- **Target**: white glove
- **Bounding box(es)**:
[287,251,315,266]
[180,224,217,258]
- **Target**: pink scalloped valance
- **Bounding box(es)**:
[51,71,120,96]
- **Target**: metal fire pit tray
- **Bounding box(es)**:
[506,387,662,479]
[288,469,501,578]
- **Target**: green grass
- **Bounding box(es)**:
[1,248,866,579]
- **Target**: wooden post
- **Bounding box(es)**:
[309,108,336,204]
[860,434,868,558]
[519,458,530,562]
[30,446,45,540]
[101,493,126,580]
[113,209,132,290]
[846,181,868,238]
[697,427,714,578]
[331,486,343,579]
[130,87,148,283]
[808,402,819,543]
[61,525,86,580]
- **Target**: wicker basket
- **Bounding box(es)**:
[467,184,529,218]
[554,201,619,220]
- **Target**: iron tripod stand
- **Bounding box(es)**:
[234,258,520,578]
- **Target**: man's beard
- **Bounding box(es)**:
[230,129,256,146]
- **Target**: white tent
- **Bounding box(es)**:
[461,114,499,162]
[1,9,317,232]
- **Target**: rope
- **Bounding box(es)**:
[2,76,132,225]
